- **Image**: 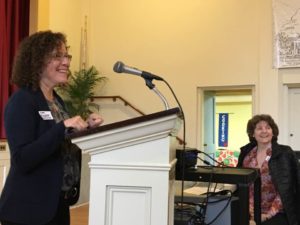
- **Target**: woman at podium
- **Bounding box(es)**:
[0,31,103,225]
[237,114,300,225]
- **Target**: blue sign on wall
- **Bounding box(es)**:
[218,113,228,147]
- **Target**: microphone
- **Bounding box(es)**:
[113,61,164,81]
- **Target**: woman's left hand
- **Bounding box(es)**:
[87,113,104,128]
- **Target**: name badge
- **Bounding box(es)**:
[39,111,54,120]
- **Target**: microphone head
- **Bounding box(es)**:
[113,61,124,73]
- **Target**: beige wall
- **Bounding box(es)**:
[32,0,300,148]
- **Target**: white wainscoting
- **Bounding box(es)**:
[0,142,10,194]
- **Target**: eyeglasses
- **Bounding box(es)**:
[51,52,72,61]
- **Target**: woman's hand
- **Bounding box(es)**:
[64,116,88,131]
[86,113,104,128]
[261,214,270,222]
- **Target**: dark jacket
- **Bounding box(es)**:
[0,88,73,225]
[237,141,300,225]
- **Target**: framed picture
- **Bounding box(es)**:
[273,0,300,68]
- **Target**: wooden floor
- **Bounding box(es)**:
[70,204,89,225]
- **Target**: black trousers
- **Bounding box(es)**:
[262,213,289,225]
[0,196,70,225]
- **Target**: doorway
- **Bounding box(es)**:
[200,88,253,166]
[288,87,300,150]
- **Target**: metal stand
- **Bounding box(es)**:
[144,78,170,110]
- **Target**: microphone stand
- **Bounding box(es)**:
[144,78,170,110]
[144,75,187,215]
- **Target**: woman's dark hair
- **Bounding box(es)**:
[11,30,67,90]
[247,114,279,143]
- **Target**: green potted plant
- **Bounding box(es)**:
[58,65,106,119]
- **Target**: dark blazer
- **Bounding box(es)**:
[237,141,300,225]
[0,88,67,225]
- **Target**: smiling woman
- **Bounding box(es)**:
[0,30,104,225]
[237,114,300,225]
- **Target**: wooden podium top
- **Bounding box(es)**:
[68,107,181,139]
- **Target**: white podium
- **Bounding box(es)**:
[70,108,181,225]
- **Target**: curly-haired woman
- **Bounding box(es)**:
[0,30,103,225]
